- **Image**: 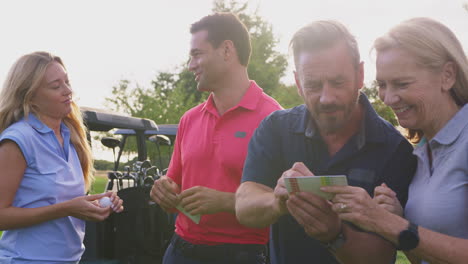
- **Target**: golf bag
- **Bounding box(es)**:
[81,185,174,264]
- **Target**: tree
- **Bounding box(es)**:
[362,81,398,126]
[105,0,289,125]
[104,0,399,165]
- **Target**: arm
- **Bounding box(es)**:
[283,163,394,263]
[372,206,468,264]
[288,189,394,264]
[236,181,285,228]
[325,185,468,264]
[179,186,235,215]
[236,113,286,227]
[335,223,395,264]
[0,140,112,230]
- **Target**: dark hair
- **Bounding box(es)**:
[290,20,360,70]
[190,12,251,66]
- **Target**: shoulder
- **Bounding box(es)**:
[178,102,206,122]
[1,119,32,142]
[256,105,307,135]
[264,105,306,124]
[259,92,282,111]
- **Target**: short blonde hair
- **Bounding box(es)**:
[374,17,468,143]
[0,52,94,190]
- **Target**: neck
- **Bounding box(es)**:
[211,68,250,116]
[321,104,364,156]
[423,99,460,140]
[37,114,62,135]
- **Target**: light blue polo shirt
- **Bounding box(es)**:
[0,114,85,264]
[405,104,468,263]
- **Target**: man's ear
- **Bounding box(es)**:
[441,61,457,92]
[221,40,235,61]
[294,71,304,98]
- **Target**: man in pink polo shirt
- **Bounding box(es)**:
[150,12,282,264]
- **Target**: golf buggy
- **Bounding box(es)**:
[80,107,178,264]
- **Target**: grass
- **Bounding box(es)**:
[89,170,108,194]
[396,251,411,264]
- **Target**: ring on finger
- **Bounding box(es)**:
[340,203,347,211]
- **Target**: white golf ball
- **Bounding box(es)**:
[99,196,112,208]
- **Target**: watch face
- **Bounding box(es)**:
[398,223,419,251]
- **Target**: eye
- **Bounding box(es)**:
[376,81,386,89]
[190,51,202,58]
[331,79,345,87]
[396,82,410,89]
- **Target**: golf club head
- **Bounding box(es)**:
[101,137,121,149]
[149,135,171,146]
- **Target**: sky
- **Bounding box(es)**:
[0,0,466,161]
[1,0,467,110]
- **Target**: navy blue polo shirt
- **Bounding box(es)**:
[242,93,416,264]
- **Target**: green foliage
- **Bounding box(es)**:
[104,0,399,164]
[213,0,288,95]
[94,159,114,171]
[362,82,398,126]
[270,84,303,109]
[105,0,289,125]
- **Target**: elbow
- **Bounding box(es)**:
[235,185,271,229]
[235,205,268,229]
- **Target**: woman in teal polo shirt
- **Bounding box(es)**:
[0,51,123,263]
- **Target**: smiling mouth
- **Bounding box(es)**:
[393,106,411,114]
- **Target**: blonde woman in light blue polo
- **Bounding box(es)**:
[0,52,124,264]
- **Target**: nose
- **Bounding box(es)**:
[319,82,337,105]
[379,86,399,106]
[188,57,197,72]
[63,82,72,96]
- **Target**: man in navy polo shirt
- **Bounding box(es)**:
[236,20,416,264]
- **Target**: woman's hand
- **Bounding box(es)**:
[66,192,123,222]
[373,183,403,216]
[321,185,386,233]
[103,191,124,213]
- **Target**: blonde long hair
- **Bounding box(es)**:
[0,51,94,190]
[374,17,468,143]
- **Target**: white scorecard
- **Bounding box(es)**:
[284,175,348,200]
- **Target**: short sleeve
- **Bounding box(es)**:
[242,113,284,189]
[0,128,31,166]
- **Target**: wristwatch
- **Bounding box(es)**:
[323,229,346,253]
[397,222,419,251]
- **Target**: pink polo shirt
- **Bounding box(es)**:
[166,81,281,245]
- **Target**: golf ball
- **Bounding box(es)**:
[99,196,112,208]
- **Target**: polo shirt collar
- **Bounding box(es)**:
[26,113,70,135]
[430,103,468,145]
[295,92,386,146]
[201,80,263,115]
